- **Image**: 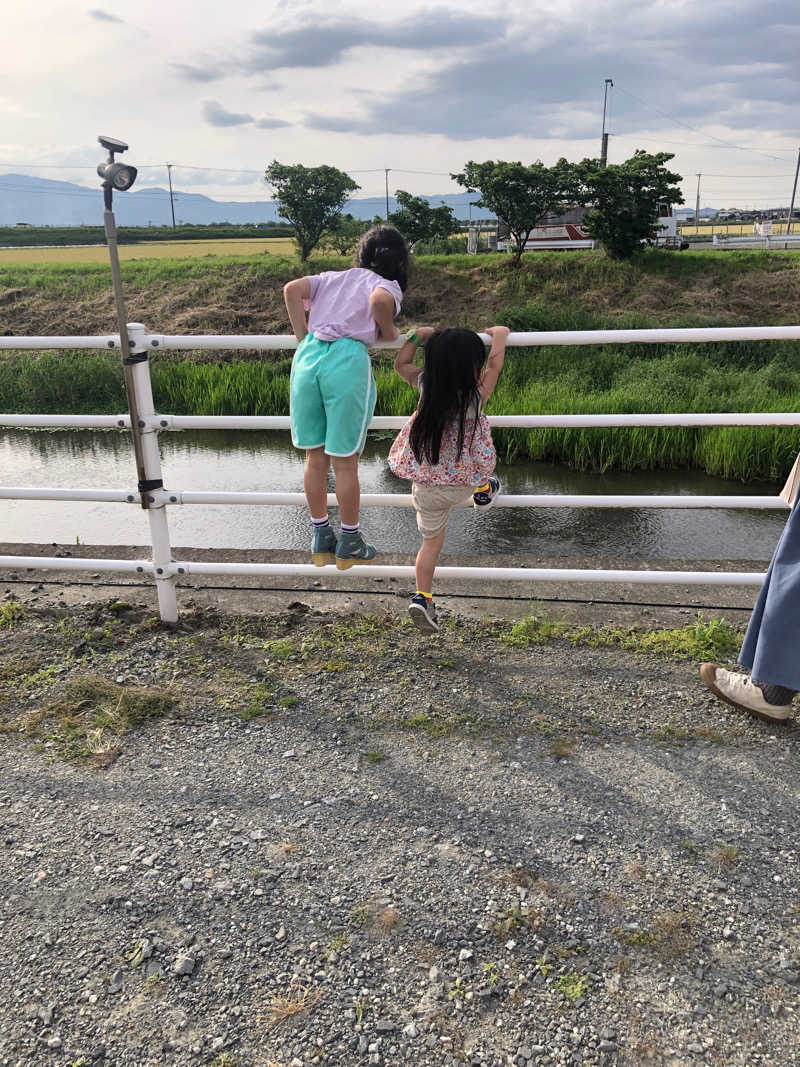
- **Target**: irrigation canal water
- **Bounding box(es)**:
[0,429,788,562]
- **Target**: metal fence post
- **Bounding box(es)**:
[125,323,178,623]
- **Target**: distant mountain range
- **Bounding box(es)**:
[0,173,481,228]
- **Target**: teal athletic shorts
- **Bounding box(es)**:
[290,334,377,456]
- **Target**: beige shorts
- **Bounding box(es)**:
[411,482,475,539]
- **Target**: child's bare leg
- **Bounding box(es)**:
[331,454,360,526]
[304,447,330,517]
[415,528,446,595]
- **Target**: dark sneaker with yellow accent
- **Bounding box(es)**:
[473,475,501,508]
[312,526,337,567]
[408,593,438,633]
[335,530,377,570]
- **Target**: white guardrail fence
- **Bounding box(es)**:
[1,322,798,622]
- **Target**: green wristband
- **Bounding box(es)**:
[405,329,418,345]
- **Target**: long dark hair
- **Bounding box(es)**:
[354,225,410,292]
[409,328,487,466]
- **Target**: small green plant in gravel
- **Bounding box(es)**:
[265,638,295,661]
[348,907,368,930]
[353,995,368,1023]
[616,927,657,948]
[449,976,467,1000]
[279,695,298,707]
[679,838,701,862]
[556,971,589,1003]
[483,961,502,988]
[238,682,275,720]
[362,750,387,763]
[502,612,741,660]
[328,933,349,955]
[209,1054,239,1067]
[141,974,165,997]
[0,601,23,630]
[711,842,740,872]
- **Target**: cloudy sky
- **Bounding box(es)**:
[4,0,800,212]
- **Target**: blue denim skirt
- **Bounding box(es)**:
[739,501,800,690]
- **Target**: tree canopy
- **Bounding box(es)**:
[452,159,579,264]
[575,151,684,259]
[264,161,359,261]
[388,190,459,246]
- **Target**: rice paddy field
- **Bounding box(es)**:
[0,236,297,264]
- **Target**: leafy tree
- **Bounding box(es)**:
[575,151,684,259]
[264,161,359,261]
[388,190,459,245]
[452,159,579,264]
[319,213,368,256]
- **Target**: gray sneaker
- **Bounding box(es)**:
[335,530,377,570]
[700,663,793,724]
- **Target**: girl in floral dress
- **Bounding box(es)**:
[388,325,509,633]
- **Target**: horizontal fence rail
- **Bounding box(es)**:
[1,320,796,620]
[4,323,800,352]
[0,487,788,510]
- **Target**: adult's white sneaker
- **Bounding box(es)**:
[700,663,793,724]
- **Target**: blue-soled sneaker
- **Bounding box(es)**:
[473,475,501,508]
[335,530,377,570]
[312,525,337,567]
[408,593,439,634]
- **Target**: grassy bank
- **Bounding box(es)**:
[2,249,800,479]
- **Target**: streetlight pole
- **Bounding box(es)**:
[600,78,613,166]
[166,163,176,228]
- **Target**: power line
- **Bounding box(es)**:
[613,85,791,162]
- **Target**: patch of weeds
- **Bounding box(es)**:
[680,838,701,862]
[537,953,553,977]
[483,961,502,989]
[0,601,24,629]
[348,907,368,930]
[279,695,298,707]
[353,995,368,1023]
[238,682,275,720]
[555,971,589,1003]
[549,735,577,758]
[265,638,295,662]
[262,984,321,1029]
[448,976,467,1000]
[323,657,351,672]
[491,901,543,940]
[362,750,386,763]
[141,973,165,997]
[328,933,349,955]
[402,708,478,738]
[710,842,740,873]
[651,723,690,743]
[616,927,657,948]
[21,673,175,764]
[501,610,741,660]
[209,1056,239,1067]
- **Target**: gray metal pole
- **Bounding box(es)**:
[785,148,800,246]
[600,78,613,165]
[695,173,701,231]
[102,197,150,509]
[167,163,176,228]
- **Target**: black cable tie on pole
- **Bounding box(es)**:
[123,352,148,365]
[138,478,163,493]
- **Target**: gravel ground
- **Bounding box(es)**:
[1,593,800,1067]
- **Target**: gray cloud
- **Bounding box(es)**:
[300,1,800,141]
[88,8,124,22]
[172,63,223,83]
[246,9,506,71]
[202,100,255,127]
[254,117,291,129]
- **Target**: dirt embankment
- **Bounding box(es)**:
[3,253,800,345]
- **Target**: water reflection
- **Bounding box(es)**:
[0,428,786,560]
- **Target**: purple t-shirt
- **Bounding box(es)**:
[306,267,403,345]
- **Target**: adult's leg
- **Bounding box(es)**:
[304,447,330,518]
[331,453,360,527]
[415,528,446,595]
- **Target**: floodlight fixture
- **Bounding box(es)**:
[97,134,137,205]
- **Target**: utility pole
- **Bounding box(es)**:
[166,163,176,228]
[600,78,613,166]
[384,169,390,220]
[786,148,800,244]
[695,173,701,230]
